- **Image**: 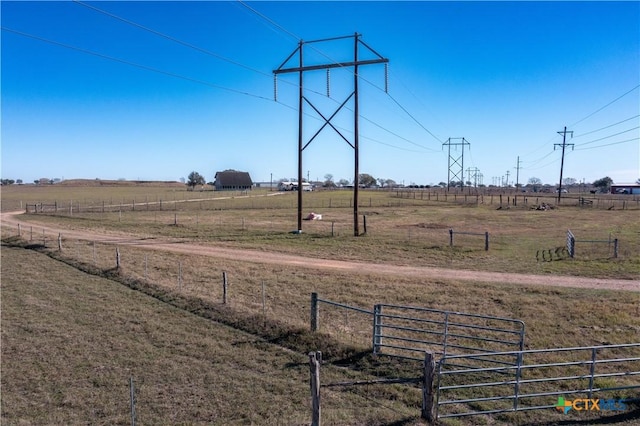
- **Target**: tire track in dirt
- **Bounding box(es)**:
[3,211,638,292]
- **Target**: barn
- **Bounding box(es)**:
[610,183,640,195]
[213,170,253,191]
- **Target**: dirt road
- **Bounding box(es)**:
[2,211,638,292]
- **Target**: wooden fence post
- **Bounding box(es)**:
[449,229,454,247]
[422,351,436,423]
[363,215,367,234]
[222,271,228,304]
[311,292,319,332]
[18,223,21,237]
[116,247,121,270]
[613,239,619,258]
[484,231,489,251]
[309,351,321,426]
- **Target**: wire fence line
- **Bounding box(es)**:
[17,187,640,215]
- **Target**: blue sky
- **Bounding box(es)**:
[2,1,639,186]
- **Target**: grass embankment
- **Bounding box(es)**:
[1,246,422,425]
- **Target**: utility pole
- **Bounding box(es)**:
[442,137,470,190]
[505,170,510,187]
[515,156,522,189]
[274,34,388,235]
[555,126,574,203]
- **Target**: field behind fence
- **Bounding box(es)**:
[2,184,639,424]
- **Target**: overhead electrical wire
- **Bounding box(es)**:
[569,84,640,128]
[74,0,436,154]
[574,137,639,151]
[235,0,445,147]
[1,26,274,102]
[572,114,639,138]
[73,0,273,78]
[574,126,639,147]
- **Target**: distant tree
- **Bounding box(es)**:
[377,177,386,188]
[1,179,15,185]
[528,177,542,185]
[385,178,396,188]
[337,178,350,187]
[593,176,613,192]
[358,173,376,188]
[563,177,577,186]
[636,178,640,185]
[186,171,206,191]
[16,179,23,184]
[438,181,447,187]
[323,174,335,188]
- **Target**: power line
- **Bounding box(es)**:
[574,126,639,147]
[573,114,639,138]
[73,0,272,78]
[4,26,432,156]
[574,137,639,151]
[569,84,640,128]
[237,0,445,147]
[1,26,273,102]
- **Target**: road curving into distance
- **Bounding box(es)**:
[2,210,638,292]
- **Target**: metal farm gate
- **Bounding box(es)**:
[372,304,525,362]
[436,343,640,420]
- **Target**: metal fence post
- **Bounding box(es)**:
[372,304,382,354]
[613,238,619,258]
[484,231,489,251]
[58,233,62,251]
[311,292,319,332]
[449,229,453,247]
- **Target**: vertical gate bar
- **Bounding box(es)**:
[434,358,444,420]
[442,312,450,357]
[513,351,523,412]
[372,304,382,354]
[588,348,597,399]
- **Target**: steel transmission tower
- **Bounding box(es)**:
[273,34,388,236]
[442,137,470,190]
[555,126,574,203]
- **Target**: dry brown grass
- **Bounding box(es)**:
[1,246,423,425]
[2,183,639,425]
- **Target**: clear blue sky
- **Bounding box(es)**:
[2,1,639,186]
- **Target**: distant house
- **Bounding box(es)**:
[214,170,253,191]
[610,183,640,195]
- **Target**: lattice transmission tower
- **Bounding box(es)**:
[442,137,470,190]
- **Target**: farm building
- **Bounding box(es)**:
[610,183,640,194]
[213,170,253,191]
[278,181,313,191]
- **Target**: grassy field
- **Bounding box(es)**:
[2,182,639,425]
